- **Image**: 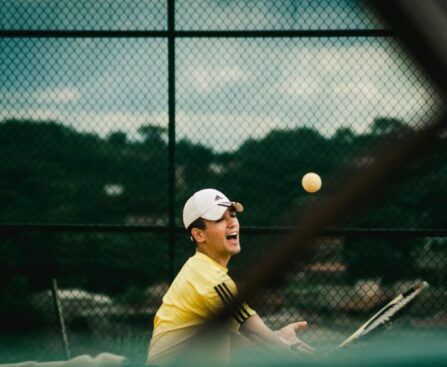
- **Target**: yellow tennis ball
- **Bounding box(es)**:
[302,172,322,193]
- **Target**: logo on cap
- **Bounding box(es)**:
[215,195,223,201]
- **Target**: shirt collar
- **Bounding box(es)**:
[195,251,228,273]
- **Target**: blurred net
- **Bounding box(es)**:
[0,0,445,363]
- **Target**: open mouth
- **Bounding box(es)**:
[226,233,238,240]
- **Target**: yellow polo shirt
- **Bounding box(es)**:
[147,251,256,364]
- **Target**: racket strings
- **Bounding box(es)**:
[361,283,427,337]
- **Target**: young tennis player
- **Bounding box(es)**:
[147,189,314,364]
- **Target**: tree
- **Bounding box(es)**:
[369,117,411,136]
[107,131,127,146]
[137,125,167,145]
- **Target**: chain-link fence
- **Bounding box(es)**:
[1,0,446,363]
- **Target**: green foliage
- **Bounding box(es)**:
[0,117,446,325]
[0,275,44,332]
[342,237,423,285]
[0,119,168,222]
[226,127,335,225]
[0,120,170,330]
[3,117,444,230]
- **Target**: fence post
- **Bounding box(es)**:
[167,0,176,282]
[51,278,71,360]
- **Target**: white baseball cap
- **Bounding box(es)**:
[183,188,243,229]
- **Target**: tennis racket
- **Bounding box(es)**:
[337,281,429,349]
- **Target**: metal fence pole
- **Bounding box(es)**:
[167,0,176,281]
[51,278,71,360]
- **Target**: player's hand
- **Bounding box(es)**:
[275,321,315,355]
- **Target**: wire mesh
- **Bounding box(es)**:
[0,37,169,224]
[0,232,169,363]
[1,232,445,362]
[1,0,166,30]
[175,0,383,30]
[0,0,446,363]
[175,37,443,227]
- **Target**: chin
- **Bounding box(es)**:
[230,244,241,255]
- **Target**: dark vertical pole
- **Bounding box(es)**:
[167,0,176,281]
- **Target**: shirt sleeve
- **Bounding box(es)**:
[213,281,256,325]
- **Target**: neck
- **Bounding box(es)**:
[197,248,230,268]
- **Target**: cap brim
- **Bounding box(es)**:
[201,202,244,221]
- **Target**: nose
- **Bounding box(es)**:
[226,214,238,227]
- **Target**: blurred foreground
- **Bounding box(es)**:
[2,329,446,367]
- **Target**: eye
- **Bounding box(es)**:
[230,211,237,218]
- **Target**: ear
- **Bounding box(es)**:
[191,228,206,244]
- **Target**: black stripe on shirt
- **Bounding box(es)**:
[214,284,244,324]
[215,283,250,324]
[221,282,251,319]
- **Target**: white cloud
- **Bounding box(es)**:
[72,111,167,139]
[0,88,80,105]
[0,108,59,121]
[0,108,167,140]
[34,87,80,104]
[272,41,436,135]
[278,78,323,97]
[189,66,252,93]
[176,111,282,151]
[0,108,281,152]
[332,82,381,99]
[1,38,439,153]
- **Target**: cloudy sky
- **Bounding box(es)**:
[0,0,439,152]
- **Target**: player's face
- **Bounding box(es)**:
[204,208,241,258]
